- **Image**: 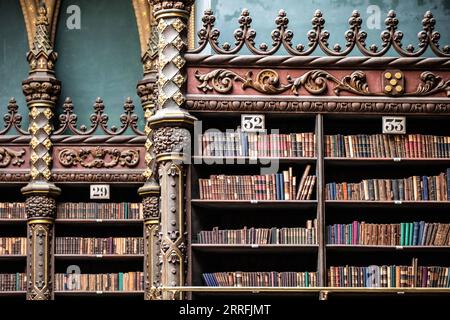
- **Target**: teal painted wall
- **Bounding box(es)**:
[55,0,144,131]
[199,0,450,56]
[0,0,29,131]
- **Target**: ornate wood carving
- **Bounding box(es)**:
[0,173,30,182]
[158,161,186,300]
[186,54,450,70]
[27,221,54,300]
[20,0,61,51]
[26,195,56,219]
[186,98,450,114]
[149,0,196,300]
[21,3,60,301]
[190,8,449,57]
[194,69,450,97]
[54,97,144,136]
[0,147,26,168]
[153,127,191,156]
[0,98,29,135]
[51,172,145,183]
[57,147,140,169]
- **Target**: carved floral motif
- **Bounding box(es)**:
[26,195,56,219]
[153,127,191,155]
[58,147,140,169]
[143,195,159,219]
[0,147,26,167]
[195,69,450,97]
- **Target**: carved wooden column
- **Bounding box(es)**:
[137,25,162,300]
[149,0,196,300]
[21,4,61,300]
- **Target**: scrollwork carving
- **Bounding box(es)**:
[196,68,372,96]
[0,98,29,135]
[58,147,140,169]
[195,68,450,97]
[0,147,26,168]
[409,71,450,97]
[190,8,449,57]
[54,97,144,135]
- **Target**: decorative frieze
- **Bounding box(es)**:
[190,8,449,57]
[57,147,140,169]
[194,68,450,97]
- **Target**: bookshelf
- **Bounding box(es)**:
[52,183,144,297]
[185,111,450,298]
[1,1,450,301]
[0,183,26,297]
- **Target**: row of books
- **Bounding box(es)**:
[197,221,317,245]
[57,203,143,220]
[199,166,315,200]
[54,272,144,291]
[329,259,449,287]
[326,170,450,201]
[0,238,26,255]
[0,273,26,291]
[55,237,144,255]
[325,134,450,158]
[328,222,450,246]
[0,203,25,219]
[200,130,315,158]
[203,271,318,287]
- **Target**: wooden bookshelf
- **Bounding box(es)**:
[191,199,317,209]
[191,244,319,253]
[0,219,26,225]
[326,245,450,252]
[54,254,144,261]
[55,219,143,226]
[188,112,450,296]
[54,291,144,297]
[0,255,26,261]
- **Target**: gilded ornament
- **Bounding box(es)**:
[172,18,186,32]
[172,55,185,69]
[172,91,185,106]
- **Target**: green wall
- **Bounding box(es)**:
[200,0,450,56]
[55,0,144,131]
[0,0,29,131]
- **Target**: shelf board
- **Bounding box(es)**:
[191,244,318,253]
[164,286,450,294]
[54,290,144,297]
[54,254,144,260]
[0,219,26,224]
[326,200,450,209]
[326,245,450,252]
[191,200,317,209]
[193,156,316,165]
[55,219,143,225]
[0,291,26,297]
[0,255,26,260]
[325,157,450,166]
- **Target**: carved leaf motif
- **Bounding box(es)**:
[58,147,140,168]
[195,69,243,93]
[408,71,450,97]
[196,68,373,96]
[0,148,26,168]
